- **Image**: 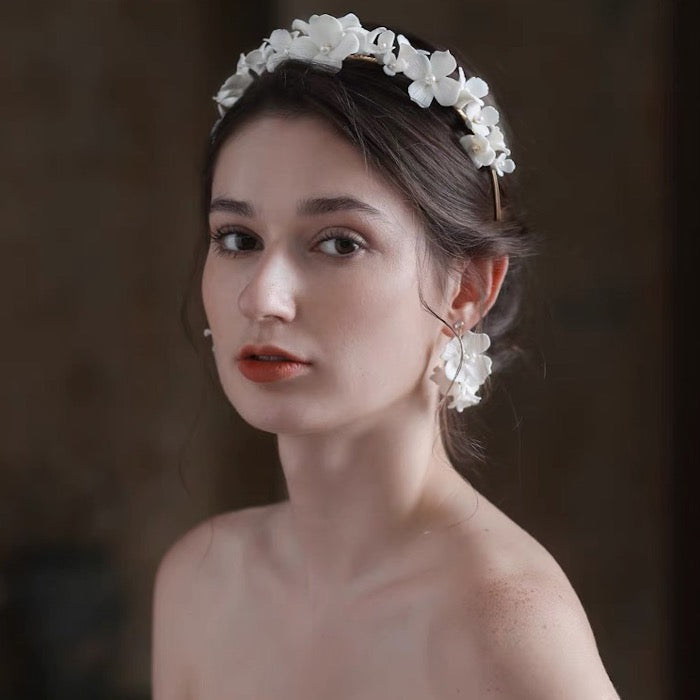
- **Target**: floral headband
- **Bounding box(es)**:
[213,13,515,220]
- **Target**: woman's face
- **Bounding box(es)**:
[202,115,449,435]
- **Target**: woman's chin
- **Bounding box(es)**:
[230,399,332,436]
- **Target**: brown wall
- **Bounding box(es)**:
[1,1,670,697]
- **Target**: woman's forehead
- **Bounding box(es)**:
[211,115,415,223]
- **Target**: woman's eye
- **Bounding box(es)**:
[212,230,259,255]
[210,229,365,258]
[316,234,364,257]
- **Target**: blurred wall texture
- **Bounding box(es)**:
[2,1,670,698]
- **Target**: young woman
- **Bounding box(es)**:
[152,13,619,699]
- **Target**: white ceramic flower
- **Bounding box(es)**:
[459,133,496,168]
[338,13,363,30]
[364,28,394,56]
[463,102,499,138]
[293,12,362,34]
[212,13,515,178]
[429,366,477,411]
[344,25,384,54]
[487,125,507,152]
[382,36,414,76]
[446,378,484,411]
[402,49,461,107]
[455,67,489,110]
[430,330,492,411]
[493,151,516,176]
[214,68,254,115]
[429,331,492,411]
[244,42,271,75]
[472,105,500,135]
[441,331,491,381]
[264,29,298,71]
[288,13,360,69]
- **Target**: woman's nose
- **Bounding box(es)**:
[237,248,298,323]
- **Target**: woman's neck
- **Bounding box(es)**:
[275,405,477,610]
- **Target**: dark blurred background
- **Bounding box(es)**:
[1,0,690,698]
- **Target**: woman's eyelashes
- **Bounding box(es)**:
[315,230,366,257]
[209,227,368,259]
[210,228,258,256]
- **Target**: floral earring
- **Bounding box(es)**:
[204,327,214,353]
[429,321,492,412]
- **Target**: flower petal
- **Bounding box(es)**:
[349,27,371,53]
[433,77,461,106]
[429,50,457,79]
[245,48,268,74]
[463,330,491,354]
[470,123,490,137]
[465,77,489,99]
[288,36,321,60]
[337,13,361,29]
[266,51,288,72]
[465,354,492,384]
[487,125,506,151]
[308,14,343,47]
[328,31,360,61]
[429,366,453,395]
[444,358,463,382]
[375,29,394,52]
[218,71,253,94]
[291,18,310,33]
[480,105,500,126]
[408,80,435,107]
[494,154,516,176]
[402,48,430,81]
[442,335,462,361]
[460,135,496,167]
[268,29,292,50]
[464,101,481,121]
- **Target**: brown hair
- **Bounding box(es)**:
[190,35,535,472]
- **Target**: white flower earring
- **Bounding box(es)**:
[429,320,492,412]
[203,327,214,353]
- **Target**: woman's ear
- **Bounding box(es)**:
[442,256,509,336]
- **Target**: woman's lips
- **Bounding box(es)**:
[237,358,311,383]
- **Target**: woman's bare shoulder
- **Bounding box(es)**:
[154,504,273,594]
[151,505,275,699]
[468,569,619,698]
[437,498,620,699]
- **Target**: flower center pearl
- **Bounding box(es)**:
[424,74,436,85]
[320,44,331,54]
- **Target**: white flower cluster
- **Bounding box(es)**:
[429,331,492,412]
[214,13,515,177]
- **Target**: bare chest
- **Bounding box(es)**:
[190,577,481,700]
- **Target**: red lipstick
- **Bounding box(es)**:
[236,344,311,383]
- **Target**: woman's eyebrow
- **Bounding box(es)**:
[297,196,384,219]
[209,195,385,220]
[209,198,254,216]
